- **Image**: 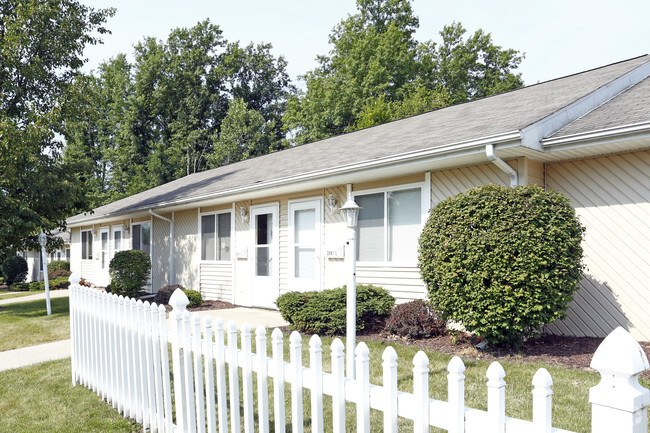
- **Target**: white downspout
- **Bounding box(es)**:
[486,144,518,187]
[149,209,175,286]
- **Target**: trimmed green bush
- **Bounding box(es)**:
[29,282,41,291]
[184,289,203,308]
[385,300,447,339]
[48,269,72,280]
[11,282,30,291]
[108,250,151,298]
[419,184,585,347]
[276,284,395,335]
[30,276,70,291]
[48,260,70,272]
[1,255,28,285]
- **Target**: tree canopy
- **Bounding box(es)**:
[0,0,113,251]
[64,20,294,206]
[283,0,524,145]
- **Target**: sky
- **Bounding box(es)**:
[80,0,650,87]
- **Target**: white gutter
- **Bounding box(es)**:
[149,209,175,286]
[541,121,650,147]
[486,144,518,187]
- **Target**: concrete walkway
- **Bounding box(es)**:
[0,291,287,372]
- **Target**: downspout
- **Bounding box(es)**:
[149,209,175,286]
[486,144,518,187]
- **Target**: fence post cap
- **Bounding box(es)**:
[69,273,81,285]
[169,288,189,316]
[590,327,649,375]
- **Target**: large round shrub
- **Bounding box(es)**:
[1,255,28,285]
[109,250,151,298]
[419,184,585,347]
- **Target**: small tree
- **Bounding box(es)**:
[419,184,585,346]
[108,250,151,298]
[1,255,28,285]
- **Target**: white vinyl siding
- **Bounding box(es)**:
[200,262,233,300]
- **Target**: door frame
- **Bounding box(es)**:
[249,203,279,308]
[98,226,110,286]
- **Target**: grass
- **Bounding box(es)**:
[0,359,141,433]
[0,289,44,300]
[0,297,70,351]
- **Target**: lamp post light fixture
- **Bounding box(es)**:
[38,230,52,316]
[339,194,361,378]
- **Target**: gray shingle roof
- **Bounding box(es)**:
[68,55,650,225]
[551,75,650,138]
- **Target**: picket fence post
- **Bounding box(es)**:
[169,288,189,432]
[589,327,650,433]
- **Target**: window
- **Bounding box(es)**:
[114,230,122,252]
[289,198,322,287]
[65,248,70,261]
[200,212,231,261]
[81,230,93,260]
[355,187,422,262]
[131,222,151,254]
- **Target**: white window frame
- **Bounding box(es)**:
[198,210,233,263]
[353,182,426,265]
[131,221,152,254]
[288,197,323,290]
[81,229,93,261]
[112,224,124,255]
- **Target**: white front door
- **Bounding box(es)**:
[250,204,279,308]
[99,227,110,286]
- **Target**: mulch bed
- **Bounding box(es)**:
[360,331,650,379]
[162,299,236,313]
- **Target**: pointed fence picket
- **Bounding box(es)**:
[68,275,650,433]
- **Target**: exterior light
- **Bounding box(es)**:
[340,195,361,228]
[327,194,338,213]
[38,231,47,248]
[239,206,249,223]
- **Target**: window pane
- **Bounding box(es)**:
[256,214,272,245]
[141,223,151,255]
[114,231,122,252]
[82,231,87,260]
[294,209,315,245]
[132,225,141,250]
[217,213,231,261]
[388,188,421,261]
[201,215,216,261]
[66,248,70,261]
[295,247,315,278]
[256,246,270,276]
[88,232,93,259]
[356,193,385,261]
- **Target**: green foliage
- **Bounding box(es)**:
[48,260,70,272]
[64,21,294,206]
[275,284,395,335]
[108,250,151,298]
[1,256,28,285]
[153,285,186,305]
[0,1,113,251]
[30,276,70,291]
[10,282,30,292]
[385,300,446,339]
[183,289,203,308]
[283,0,523,144]
[419,184,585,347]
[29,282,41,291]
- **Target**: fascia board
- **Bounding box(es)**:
[542,121,650,147]
[520,60,650,151]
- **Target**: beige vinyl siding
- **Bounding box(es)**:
[545,150,650,341]
[322,185,347,290]
[279,199,289,294]
[356,264,425,303]
[200,262,233,300]
[517,157,545,186]
[175,209,199,292]
[152,216,168,292]
[431,162,510,205]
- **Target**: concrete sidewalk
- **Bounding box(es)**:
[0,293,287,372]
[0,289,69,305]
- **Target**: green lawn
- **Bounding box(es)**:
[0,289,44,300]
[0,359,141,433]
[0,297,70,351]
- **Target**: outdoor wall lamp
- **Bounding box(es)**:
[240,206,249,223]
[327,193,338,213]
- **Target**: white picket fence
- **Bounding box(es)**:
[68,275,650,433]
